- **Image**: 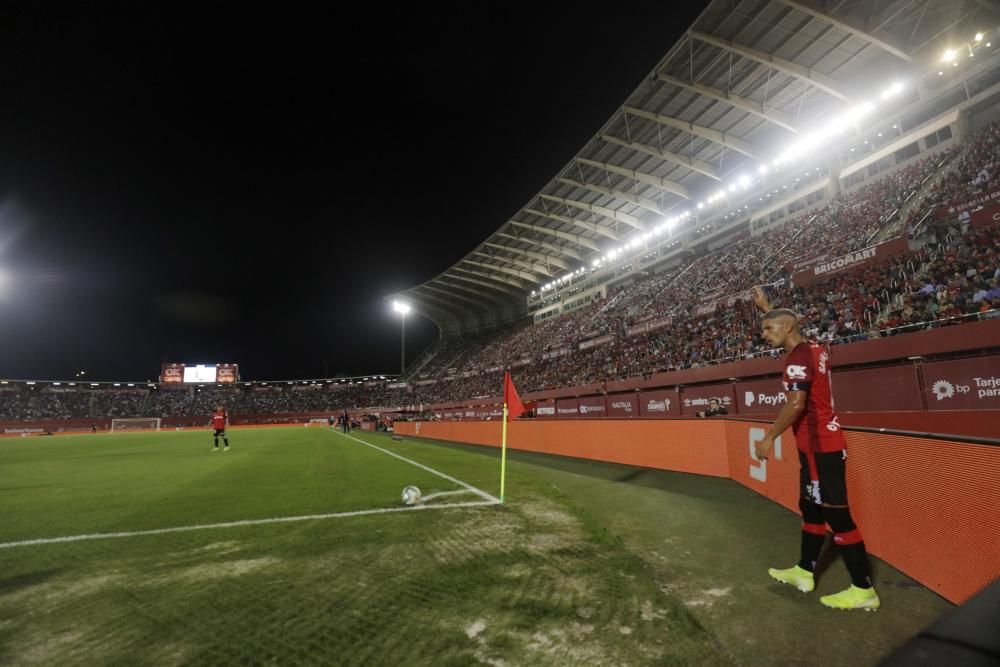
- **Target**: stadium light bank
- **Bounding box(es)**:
[540,76,922,295]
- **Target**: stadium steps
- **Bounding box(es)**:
[761,216,813,281]
[870,151,958,245]
[404,338,447,379]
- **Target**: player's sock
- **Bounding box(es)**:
[224,437,229,447]
[825,506,873,589]
[838,542,873,588]
[798,499,826,572]
[799,525,826,572]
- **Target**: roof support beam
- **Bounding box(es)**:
[410,293,492,332]
[599,133,722,180]
[496,232,582,261]
[413,287,491,316]
[539,193,646,230]
[398,295,472,332]
[430,278,522,307]
[450,266,526,290]
[484,242,571,271]
[473,249,555,277]
[460,259,543,284]
[655,72,801,133]
[524,207,620,240]
[621,106,759,159]
[441,272,523,297]
[417,284,509,314]
[553,179,667,216]
[689,30,850,101]
[771,0,913,62]
[509,221,602,251]
[573,159,690,202]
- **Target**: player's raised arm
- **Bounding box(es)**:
[751,285,772,313]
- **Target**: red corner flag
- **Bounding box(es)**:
[503,371,526,420]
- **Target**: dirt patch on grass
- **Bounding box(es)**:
[465,619,487,639]
[4,573,125,605]
[150,641,193,667]
[13,629,87,665]
[173,557,280,582]
[518,500,581,529]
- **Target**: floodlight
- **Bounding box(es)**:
[738,175,751,189]
[697,202,704,209]
[942,48,957,62]
[392,300,411,316]
[758,165,768,175]
[974,33,983,42]
[728,184,737,192]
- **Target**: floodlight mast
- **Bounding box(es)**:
[392,301,411,376]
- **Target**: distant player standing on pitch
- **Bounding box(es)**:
[211,404,230,452]
[751,286,879,611]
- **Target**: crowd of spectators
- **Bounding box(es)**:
[904,122,999,236]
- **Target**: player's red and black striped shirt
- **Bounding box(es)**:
[783,341,845,453]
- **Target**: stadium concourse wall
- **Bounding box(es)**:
[393,418,1000,606]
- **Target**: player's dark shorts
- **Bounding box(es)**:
[799,449,848,506]
[214,428,226,437]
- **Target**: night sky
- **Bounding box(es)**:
[0,3,704,382]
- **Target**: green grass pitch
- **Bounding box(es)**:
[0,427,730,666]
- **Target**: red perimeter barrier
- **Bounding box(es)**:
[395,419,1000,604]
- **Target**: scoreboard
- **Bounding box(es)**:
[161,363,239,384]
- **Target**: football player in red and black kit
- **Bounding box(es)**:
[211,405,230,452]
[751,286,879,611]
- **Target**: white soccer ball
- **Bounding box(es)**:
[401,485,422,506]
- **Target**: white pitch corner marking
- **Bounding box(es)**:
[332,430,502,504]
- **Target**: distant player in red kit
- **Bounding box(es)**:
[211,405,230,452]
[751,286,879,611]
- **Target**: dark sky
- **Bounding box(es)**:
[0,3,704,382]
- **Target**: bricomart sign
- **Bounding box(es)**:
[792,237,908,287]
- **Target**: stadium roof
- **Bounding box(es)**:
[390,0,999,335]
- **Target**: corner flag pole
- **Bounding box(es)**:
[500,403,509,503]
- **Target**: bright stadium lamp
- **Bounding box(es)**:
[942,48,957,62]
[392,300,411,375]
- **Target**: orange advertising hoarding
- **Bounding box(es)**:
[395,418,1000,604]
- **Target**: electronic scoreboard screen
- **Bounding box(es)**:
[161,363,239,384]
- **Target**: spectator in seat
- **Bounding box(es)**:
[697,398,728,418]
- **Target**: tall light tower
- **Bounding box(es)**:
[392,300,411,377]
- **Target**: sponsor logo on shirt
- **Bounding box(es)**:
[786,364,808,380]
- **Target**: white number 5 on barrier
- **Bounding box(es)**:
[749,427,782,482]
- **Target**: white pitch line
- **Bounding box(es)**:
[419,489,478,503]
[331,430,501,504]
[0,500,498,550]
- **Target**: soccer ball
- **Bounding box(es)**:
[401,485,421,506]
